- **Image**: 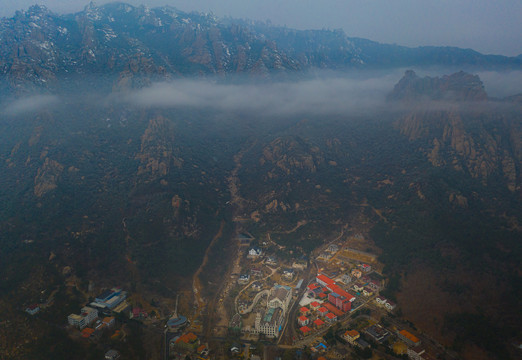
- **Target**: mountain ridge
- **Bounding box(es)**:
[1,2,521,93]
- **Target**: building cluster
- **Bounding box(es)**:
[297,273,359,337]
[308,274,355,312]
[67,288,122,339]
[375,295,396,311]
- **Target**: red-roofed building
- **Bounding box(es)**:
[318,307,328,316]
[398,329,421,347]
[316,274,336,287]
[197,344,207,354]
[325,312,337,322]
[298,316,309,326]
[299,306,309,314]
[310,301,321,310]
[176,332,199,348]
[132,307,148,319]
[323,302,345,317]
[313,318,325,328]
[300,326,312,336]
[318,292,328,299]
[343,330,360,344]
[307,283,319,291]
[81,327,95,338]
[327,284,354,312]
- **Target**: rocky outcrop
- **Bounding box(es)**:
[388,70,488,102]
[34,157,64,197]
[394,72,520,192]
[135,116,182,180]
[260,137,324,177]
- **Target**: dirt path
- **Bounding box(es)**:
[271,220,309,234]
[204,144,256,337]
[192,220,224,318]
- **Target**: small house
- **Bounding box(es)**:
[343,330,360,345]
[325,312,337,322]
[300,326,312,336]
[313,318,325,328]
[298,316,309,326]
[25,304,40,315]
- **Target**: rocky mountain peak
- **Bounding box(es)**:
[388,70,488,102]
[26,4,52,16]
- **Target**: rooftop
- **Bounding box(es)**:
[399,329,420,344]
[345,330,359,338]
[300,326,311,333]
[314,318,325,326]
[317,274,335,286]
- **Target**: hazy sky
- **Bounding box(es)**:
[1,0,521,56]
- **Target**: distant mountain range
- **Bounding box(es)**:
[1,2,521,92]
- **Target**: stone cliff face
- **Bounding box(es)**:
[388,70,488,102]
[260,137,324,177]
[135,116,182,181]
[394,71,521,192]
[34,157,64,197]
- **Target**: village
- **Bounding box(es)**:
[20,231,454,360]
[191,231,451,360]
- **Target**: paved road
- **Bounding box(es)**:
[278,260,316,345]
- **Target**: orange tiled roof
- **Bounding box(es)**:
[345,330,359,338]
[81,328,95,338]
[300,326,311,333]
[323,302,344,317]
[399,329,420,344]
[177,332,198,344]
[314,318,325,326]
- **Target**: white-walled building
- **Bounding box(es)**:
[267,284,292,313]
[68,306,98,329]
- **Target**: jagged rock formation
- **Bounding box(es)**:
[394,71,521,192]
[34,157,64,197]
[388,70,488,102]
[135,116,182,180]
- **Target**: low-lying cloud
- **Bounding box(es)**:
[3,95,60,116]
[119,73,400,116]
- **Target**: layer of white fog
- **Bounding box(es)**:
[118,72,402,116]
[2,69,521,117]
